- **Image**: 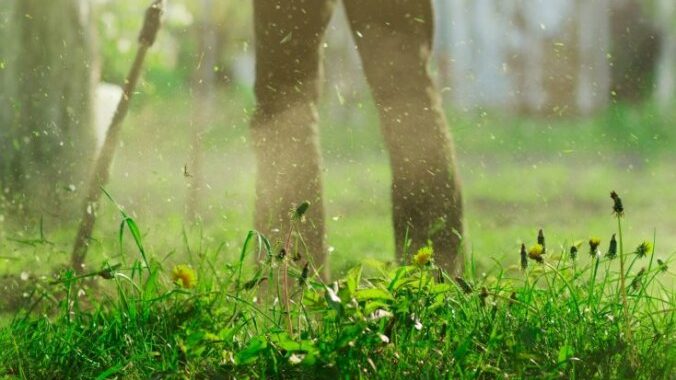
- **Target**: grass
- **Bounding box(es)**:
[0,89,675,377]
[0,191,674,378]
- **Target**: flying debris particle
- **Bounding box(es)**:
[335,85,345,105]
[289,353,304,365]
[280,32,292,44]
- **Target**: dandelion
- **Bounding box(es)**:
[589,237,601,257]
[172,264,197,289]
[635,241,652,258]
[537,229,546,254]
[412,246,433,266]
[528,244,544,264]
[610,191,624,217]
[606,234,617,259]
[520,243,528,270]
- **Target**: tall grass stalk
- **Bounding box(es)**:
[616,215,631,342]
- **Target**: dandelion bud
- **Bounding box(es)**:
[630,268,645,291]
[589,238,601,257]
[520,243,528,270]
[299,262,309,286]
[537,229,546,254]
[570,245,578,260]
[610,191,624,217]
[479,287,489,307]
[657,259,668,273]
[292,201,311,221]
[606,234,617,259]
[635,241,652,258]
[454,276,473,294]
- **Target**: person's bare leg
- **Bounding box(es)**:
[251,0,336,279]
[343,0,464,273]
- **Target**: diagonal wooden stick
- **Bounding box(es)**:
[71,0,164,272]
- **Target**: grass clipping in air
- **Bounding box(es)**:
[0,192,673,379]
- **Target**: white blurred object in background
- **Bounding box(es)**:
[94,82,123,151]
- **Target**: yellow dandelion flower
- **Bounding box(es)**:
[527,244,544,263]
[172,264,197,288]
[412,246,433,266]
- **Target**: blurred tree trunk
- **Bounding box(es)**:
[434,0,452,92]
[0,0,95,222]
[609,0,661,102]
[655,0,676,109]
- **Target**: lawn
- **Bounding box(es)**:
[0,88,674,378]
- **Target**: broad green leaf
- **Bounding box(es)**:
[235,336,268,365]
[354,288,394,302]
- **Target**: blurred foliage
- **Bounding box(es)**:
[95,0,252,94]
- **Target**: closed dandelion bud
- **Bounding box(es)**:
[589,238,601,257]
[299,262,309,286]
[606,234,617,259]
[439,323,448,341]
[635,241,652,258]
[570,245,578,260]
[520,243,528,270]
[610,191,624,217]
[479,287,489,307]
[528,244,544,264]
[657,259,668,273]
[537,229,546,254]
[292,201,311,221]
[631,268,645,291]
[454,276,473,294]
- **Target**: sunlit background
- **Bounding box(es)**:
[1,0,675,281]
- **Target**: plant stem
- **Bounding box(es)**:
[283,223,294,335]
[617,216,631,342]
